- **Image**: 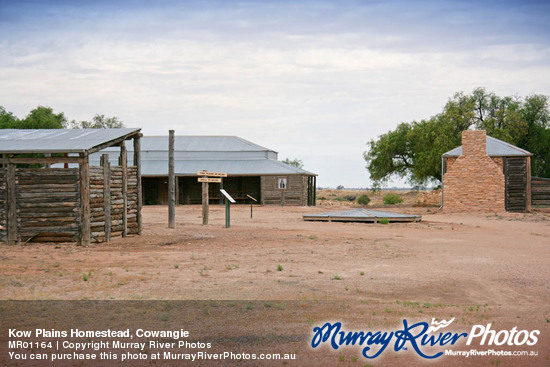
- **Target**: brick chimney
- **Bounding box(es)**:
[461,130,487,157]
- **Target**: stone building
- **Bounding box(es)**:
[442,130,531,212]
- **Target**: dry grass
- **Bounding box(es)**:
[316,189,441,207]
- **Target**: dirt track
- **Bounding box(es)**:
[1,204,549,365]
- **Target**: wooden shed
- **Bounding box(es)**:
[0,128,142,245]
[442,130,532,212]
[91,136,317,206]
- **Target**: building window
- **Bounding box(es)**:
[277,177,287,189]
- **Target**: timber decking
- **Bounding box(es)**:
[303,209,421,223]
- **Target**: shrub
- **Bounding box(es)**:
[383,193,403,205]
[379,217,390,225]
[357,194,370,205]
[343,194,356,202]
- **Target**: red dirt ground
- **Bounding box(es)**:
[1,203,549,366]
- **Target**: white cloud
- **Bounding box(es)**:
[1,1,549,187]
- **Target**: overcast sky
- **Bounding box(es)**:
[1,0,549,187]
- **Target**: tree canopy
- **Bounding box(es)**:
[0,106,67,129]
[364,88,550,186]
[282,157,304,169]
[70,114,125,129]
[0,106,124,130]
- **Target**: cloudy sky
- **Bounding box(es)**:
[1,0,549,187]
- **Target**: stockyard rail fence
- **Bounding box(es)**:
[531,176,550,207]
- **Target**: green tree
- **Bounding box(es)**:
[19,106,67,129]
[364,88,550,185]
[282,157,304,169]
[0,106,18,128]
[71,114,124,129]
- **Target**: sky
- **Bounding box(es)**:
[1,0,549,188]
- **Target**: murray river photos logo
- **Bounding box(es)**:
[311,318,540,359]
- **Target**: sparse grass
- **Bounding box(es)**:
[333,275,342,280]
[308,235,317,240]
[360,271,365,276]
[82,273,88,282]
[277,264,283,271]
[174,264,179,269]
[379,218,390,224]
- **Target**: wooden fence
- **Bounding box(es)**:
[532,176,550,207]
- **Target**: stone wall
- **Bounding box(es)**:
[443,130,505,212]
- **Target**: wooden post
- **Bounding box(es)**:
[202,181,209,225]
[168,130,175,228]
[526,156,531,212]
[260,176,264,205]
[44,153,51,169]
[7,163,18,245]
[219,178,224,205]
[101,154,111,242]
[79,156,91,246]
[120,141,128,237]
[313,176,316,206]
[133,135,142,234]
[175,177,180,206]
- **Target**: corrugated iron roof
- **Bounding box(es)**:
[89,135,316,176]
[138,135,275,152]
[442,136,531,157]
[141,159,315,176]
[0,128,141,154]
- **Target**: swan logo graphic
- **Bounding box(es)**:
[427,318,455,333]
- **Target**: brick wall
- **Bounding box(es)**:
[443,130,505,212]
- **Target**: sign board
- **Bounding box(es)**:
[220,189,236,203]
[246,194,257,202]
[197,171,227,177]
[198,177,222,183]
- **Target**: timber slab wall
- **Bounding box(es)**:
[532,176,550,207]
[89,165,139,243]
[0,165,139,244]
[261,175,308,206]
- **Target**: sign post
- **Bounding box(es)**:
[220,189,236,228]
[198,171,227,225]
[247,194,257,219]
